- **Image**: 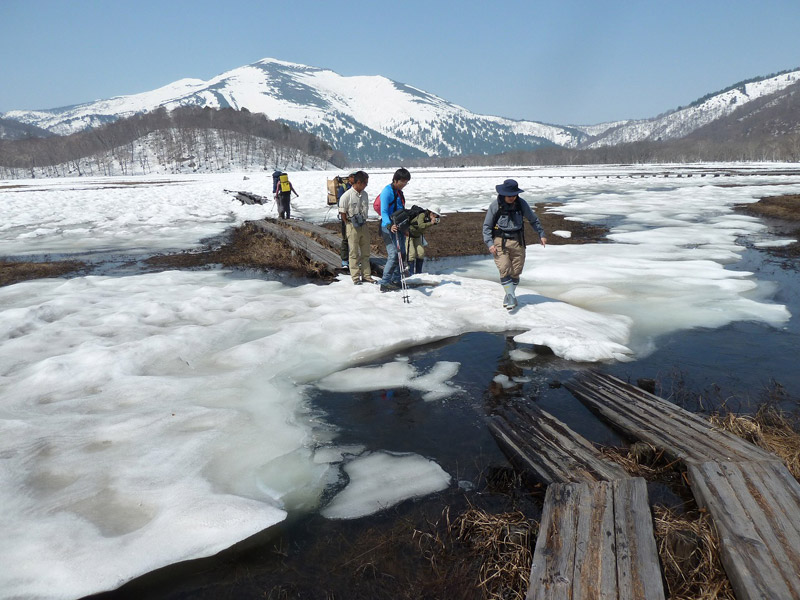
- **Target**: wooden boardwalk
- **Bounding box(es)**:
[529,478,664,600]
[566,371,800,600]
[248,218,385,277]
[490,403,629,484]
[565,371,778,465]
[490,404,665,600]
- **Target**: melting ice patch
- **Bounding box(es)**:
[1,165,798,599]
[315,358,462,401]
[321,451,452,519]
[0,267,633,599]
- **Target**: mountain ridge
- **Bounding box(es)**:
[2,58,799,163]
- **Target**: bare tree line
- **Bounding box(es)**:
[411,134,800,169]
[0,106,347,178]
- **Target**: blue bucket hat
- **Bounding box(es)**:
[496,179,523,196]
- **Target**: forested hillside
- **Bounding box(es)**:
[0,106,345,178]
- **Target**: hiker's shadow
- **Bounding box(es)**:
[509,293,560,312]
[407,278,462,297]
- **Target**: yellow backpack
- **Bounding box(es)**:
[279,174,291,193]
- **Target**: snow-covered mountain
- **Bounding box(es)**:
[583,69,800,148]
[4,60,800,162]
[0,58,589,163]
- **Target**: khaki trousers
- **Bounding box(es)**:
[492,237,525,280]
[407,236,425,261]
[346,222,372,281]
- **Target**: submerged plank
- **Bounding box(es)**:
[490,404,629,484]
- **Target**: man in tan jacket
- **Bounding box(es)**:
[339,171,373,284]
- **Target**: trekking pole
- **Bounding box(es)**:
[394,231,411,304]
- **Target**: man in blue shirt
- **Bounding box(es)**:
[378,168,411,292]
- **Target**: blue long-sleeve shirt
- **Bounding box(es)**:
[380,184,405,228]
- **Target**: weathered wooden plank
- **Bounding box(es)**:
[566,379,698,462]
[282,218,344,248]
[567,373,778,464]
[613,478,666,600]
[567,378,749,462]
[749,461,800,542]
[275,218,385,276]
[506,404,630,481]
[249,220,342,273]
[491,404,630,484]
[739,462,800,566]
[586,373,774,463]
[488,419,584,485]
[571,482,617,600]
[528,479,664,600]
[687,461,799,600]
[528,483,580,600]
[720,462,800,589]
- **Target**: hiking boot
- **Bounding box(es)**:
[353,279,362,286]
[380,282,399,293]
[362,276,377,284]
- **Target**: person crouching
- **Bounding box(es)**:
[482,179,547,309]
[406,204,441,274]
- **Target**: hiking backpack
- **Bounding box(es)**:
[492,197,525,247]
[373,187,405,215]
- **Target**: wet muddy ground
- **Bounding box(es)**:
[1,203,610,286]
[4,195,798,287]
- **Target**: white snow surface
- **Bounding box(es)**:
[0,163,796,598]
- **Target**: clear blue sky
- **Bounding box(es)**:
[1,0,799,125]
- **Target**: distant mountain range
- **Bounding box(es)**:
[2,58,799,163]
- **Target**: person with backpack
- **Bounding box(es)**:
[406,204,441,275]
[274,172,299,219]
[339,171,374,285]
[337,171,356,268]
[377,168,411,292]
[482,179,547,309]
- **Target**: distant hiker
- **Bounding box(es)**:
[338,171,357,268]
[378,168,411,292]
[339,171,373,284]
[272,170,283,195]
[406,204,441,275]
[275,172,299,219]
[482,179,547,309]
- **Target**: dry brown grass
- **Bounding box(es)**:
[710,405,800,479]
[0,258,86,287]
[743,194,800,221]
[145,222,330,278]
[653,505,736,600]
[411,504,534,600]
[450,506,535,600]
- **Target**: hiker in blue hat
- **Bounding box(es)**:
[482,179,547,309]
